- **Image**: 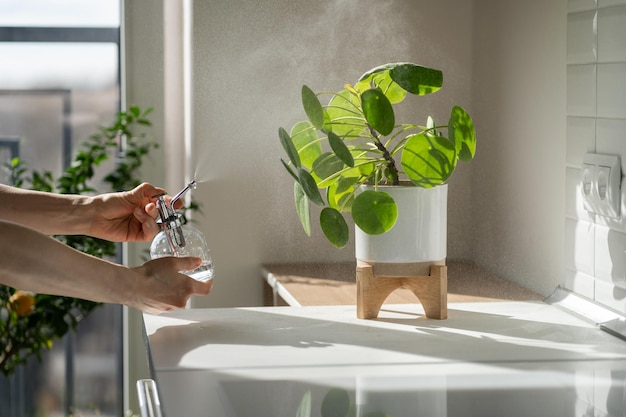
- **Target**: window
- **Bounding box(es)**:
[0,1,123,416]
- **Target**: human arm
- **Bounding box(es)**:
[0,182,175,241]
[0,220,212,314]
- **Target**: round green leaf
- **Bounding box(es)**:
[312,152,345,187]
[302,85,324,129]
[327,175,358,211]
[401,133,457,188]
[320,208,350,249]
[291,121,322,169]
[448,105,476,162]
[279,127,301,168]
[327,131,354,167]
[361,89,395,136]
[297,168,324,206]
[321,388,351,417]
[294,181,311,236]
[389,63,443,96]
[352,190,397,235]
[326,90,366,137]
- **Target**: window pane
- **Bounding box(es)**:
[0,0,120,27]
[0,43,119,90]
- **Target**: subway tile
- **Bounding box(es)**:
[568,10,597,63]
[599,0,626,7]
[569,0,597,12]
[598,6,626,61]
[594,224,626,283]
[595,278,626,313]
[566,218,596,275]
[596,118,626,174]
[566,167,596,222]
[564,268,596,299]
[597,63,626,118]
[567,64,597,116]
[566,116,596,168]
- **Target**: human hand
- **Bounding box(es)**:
[127,256,213,314]
[90,182,183,242]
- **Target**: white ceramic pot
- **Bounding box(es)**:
[354,184,447,263]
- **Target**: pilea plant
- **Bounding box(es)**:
[0,106,157,376]
[279,62,477,248]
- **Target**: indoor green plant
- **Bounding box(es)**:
[0,106,157,376]
[279,62,476,249]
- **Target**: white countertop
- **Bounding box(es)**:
[143,302,626,417]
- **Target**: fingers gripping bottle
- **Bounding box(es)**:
[150,181,214,282]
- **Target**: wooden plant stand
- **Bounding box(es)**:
[356,259,448,319]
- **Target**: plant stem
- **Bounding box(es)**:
[368,126,399,185]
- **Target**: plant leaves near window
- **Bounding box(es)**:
[294,182,311,236]
[302,85,325,129]
[352,190,398,235]
[320,207,350,248]
[361,88,395,136]
[448,105,476,162]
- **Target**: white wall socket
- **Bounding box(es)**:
[581,153,621,219]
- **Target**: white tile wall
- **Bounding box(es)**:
[567,11,597,63]
[567,3,626,313]
[567,64,597,116]
[597,6,626,61]
[597,63,626,117]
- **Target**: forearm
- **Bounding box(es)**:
[0,220,130,305]
[0,184,95,236]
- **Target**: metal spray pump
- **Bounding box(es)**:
[150,181,214,282]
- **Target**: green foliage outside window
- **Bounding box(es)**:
[0,106,157,376]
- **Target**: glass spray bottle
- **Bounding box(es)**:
[150,180,214,282]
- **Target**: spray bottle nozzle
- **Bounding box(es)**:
[154,181,197,251]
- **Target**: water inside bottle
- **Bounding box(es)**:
[184,261,214,282]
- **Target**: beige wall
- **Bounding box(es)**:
[124,0,568,307]
[190,0,476,307]
[470,0,566,296]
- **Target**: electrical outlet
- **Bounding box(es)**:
[581,153,621,219]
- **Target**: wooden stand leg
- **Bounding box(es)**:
[356,262,447,320]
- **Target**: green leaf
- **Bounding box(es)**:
[389,63,443,95]
[401,133,457,187]
[321,388,351,417]
[281,158,298,181]
[291,121,322,169]
[361,89,395,136]
[312,152,346,187]
[327,131,354,167]
[279,127,301,168]
[327,175,358,212]
[302,85,325,129]
[448,105,476,162]
[352,190,397,235]
[320,208,350,249]
[325,90,366,137]
[297,168,324,206]
[296,390,312,417]
[294,182,311,236]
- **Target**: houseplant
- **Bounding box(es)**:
[0,106,157,377]
[279,62,476,250]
